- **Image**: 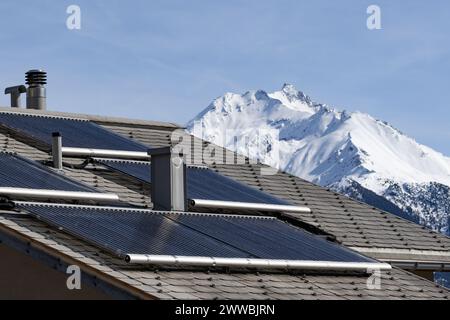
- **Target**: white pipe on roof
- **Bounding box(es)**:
[0,187,120,202]
[61,147,150,160]
[189,199,311,213]
[125,254,392,271]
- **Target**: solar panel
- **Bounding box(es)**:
[95,159,288,205]
[170,213,371,262]
[0,112,147,152]
[187,167,288,204]
[95,159,151,183]
[17,202,375,263]
[0,152,95,192]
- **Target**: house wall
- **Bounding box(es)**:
[0,244,112,300]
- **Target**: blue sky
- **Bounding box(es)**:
[0,0,449,154]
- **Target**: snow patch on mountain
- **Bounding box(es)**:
[186,84,450,234]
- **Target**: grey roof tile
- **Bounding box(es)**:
[167,292,199,300]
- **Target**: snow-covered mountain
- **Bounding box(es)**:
[186,84,450,234]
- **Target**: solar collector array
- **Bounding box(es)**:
[17,202,375,263]
[0,112,292,206]
[0,112,148,151]
[187,167,288,204]
[20,204,246,257]
[94,159,151,183]
[0,152,96,192]
[95,159,289,205]
[1,112,383,270]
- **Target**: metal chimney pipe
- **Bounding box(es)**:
[25,69,47,110]
[52,132,63,170]
[4,85,26,108]
[148,147,187,211]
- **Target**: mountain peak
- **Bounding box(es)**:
[187,83,450,238]
[279,83,312,105]
[244,89,271,101]
[188,83,450,189]
[281,83,298,93]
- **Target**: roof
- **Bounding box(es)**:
[1,213,448,300]
[0,106,449,300]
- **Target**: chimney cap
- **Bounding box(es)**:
[25,69,47,86]
[26,69,46,73]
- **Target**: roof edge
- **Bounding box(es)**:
[351,246,450,267]
[0,222,155,300]
[0,106,180,129]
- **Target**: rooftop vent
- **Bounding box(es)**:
[3,69,47,110]
[25,69,47,110]
[4,85,26,108]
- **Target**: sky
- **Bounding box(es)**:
[0,0,449,155]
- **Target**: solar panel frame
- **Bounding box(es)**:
[17,202,377,264]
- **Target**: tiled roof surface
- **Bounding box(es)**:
[1,213,448,300]
[0,108,449,299]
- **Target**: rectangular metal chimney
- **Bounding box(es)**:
[148,147,186,211]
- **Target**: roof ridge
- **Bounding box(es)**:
[0,106,180,129]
